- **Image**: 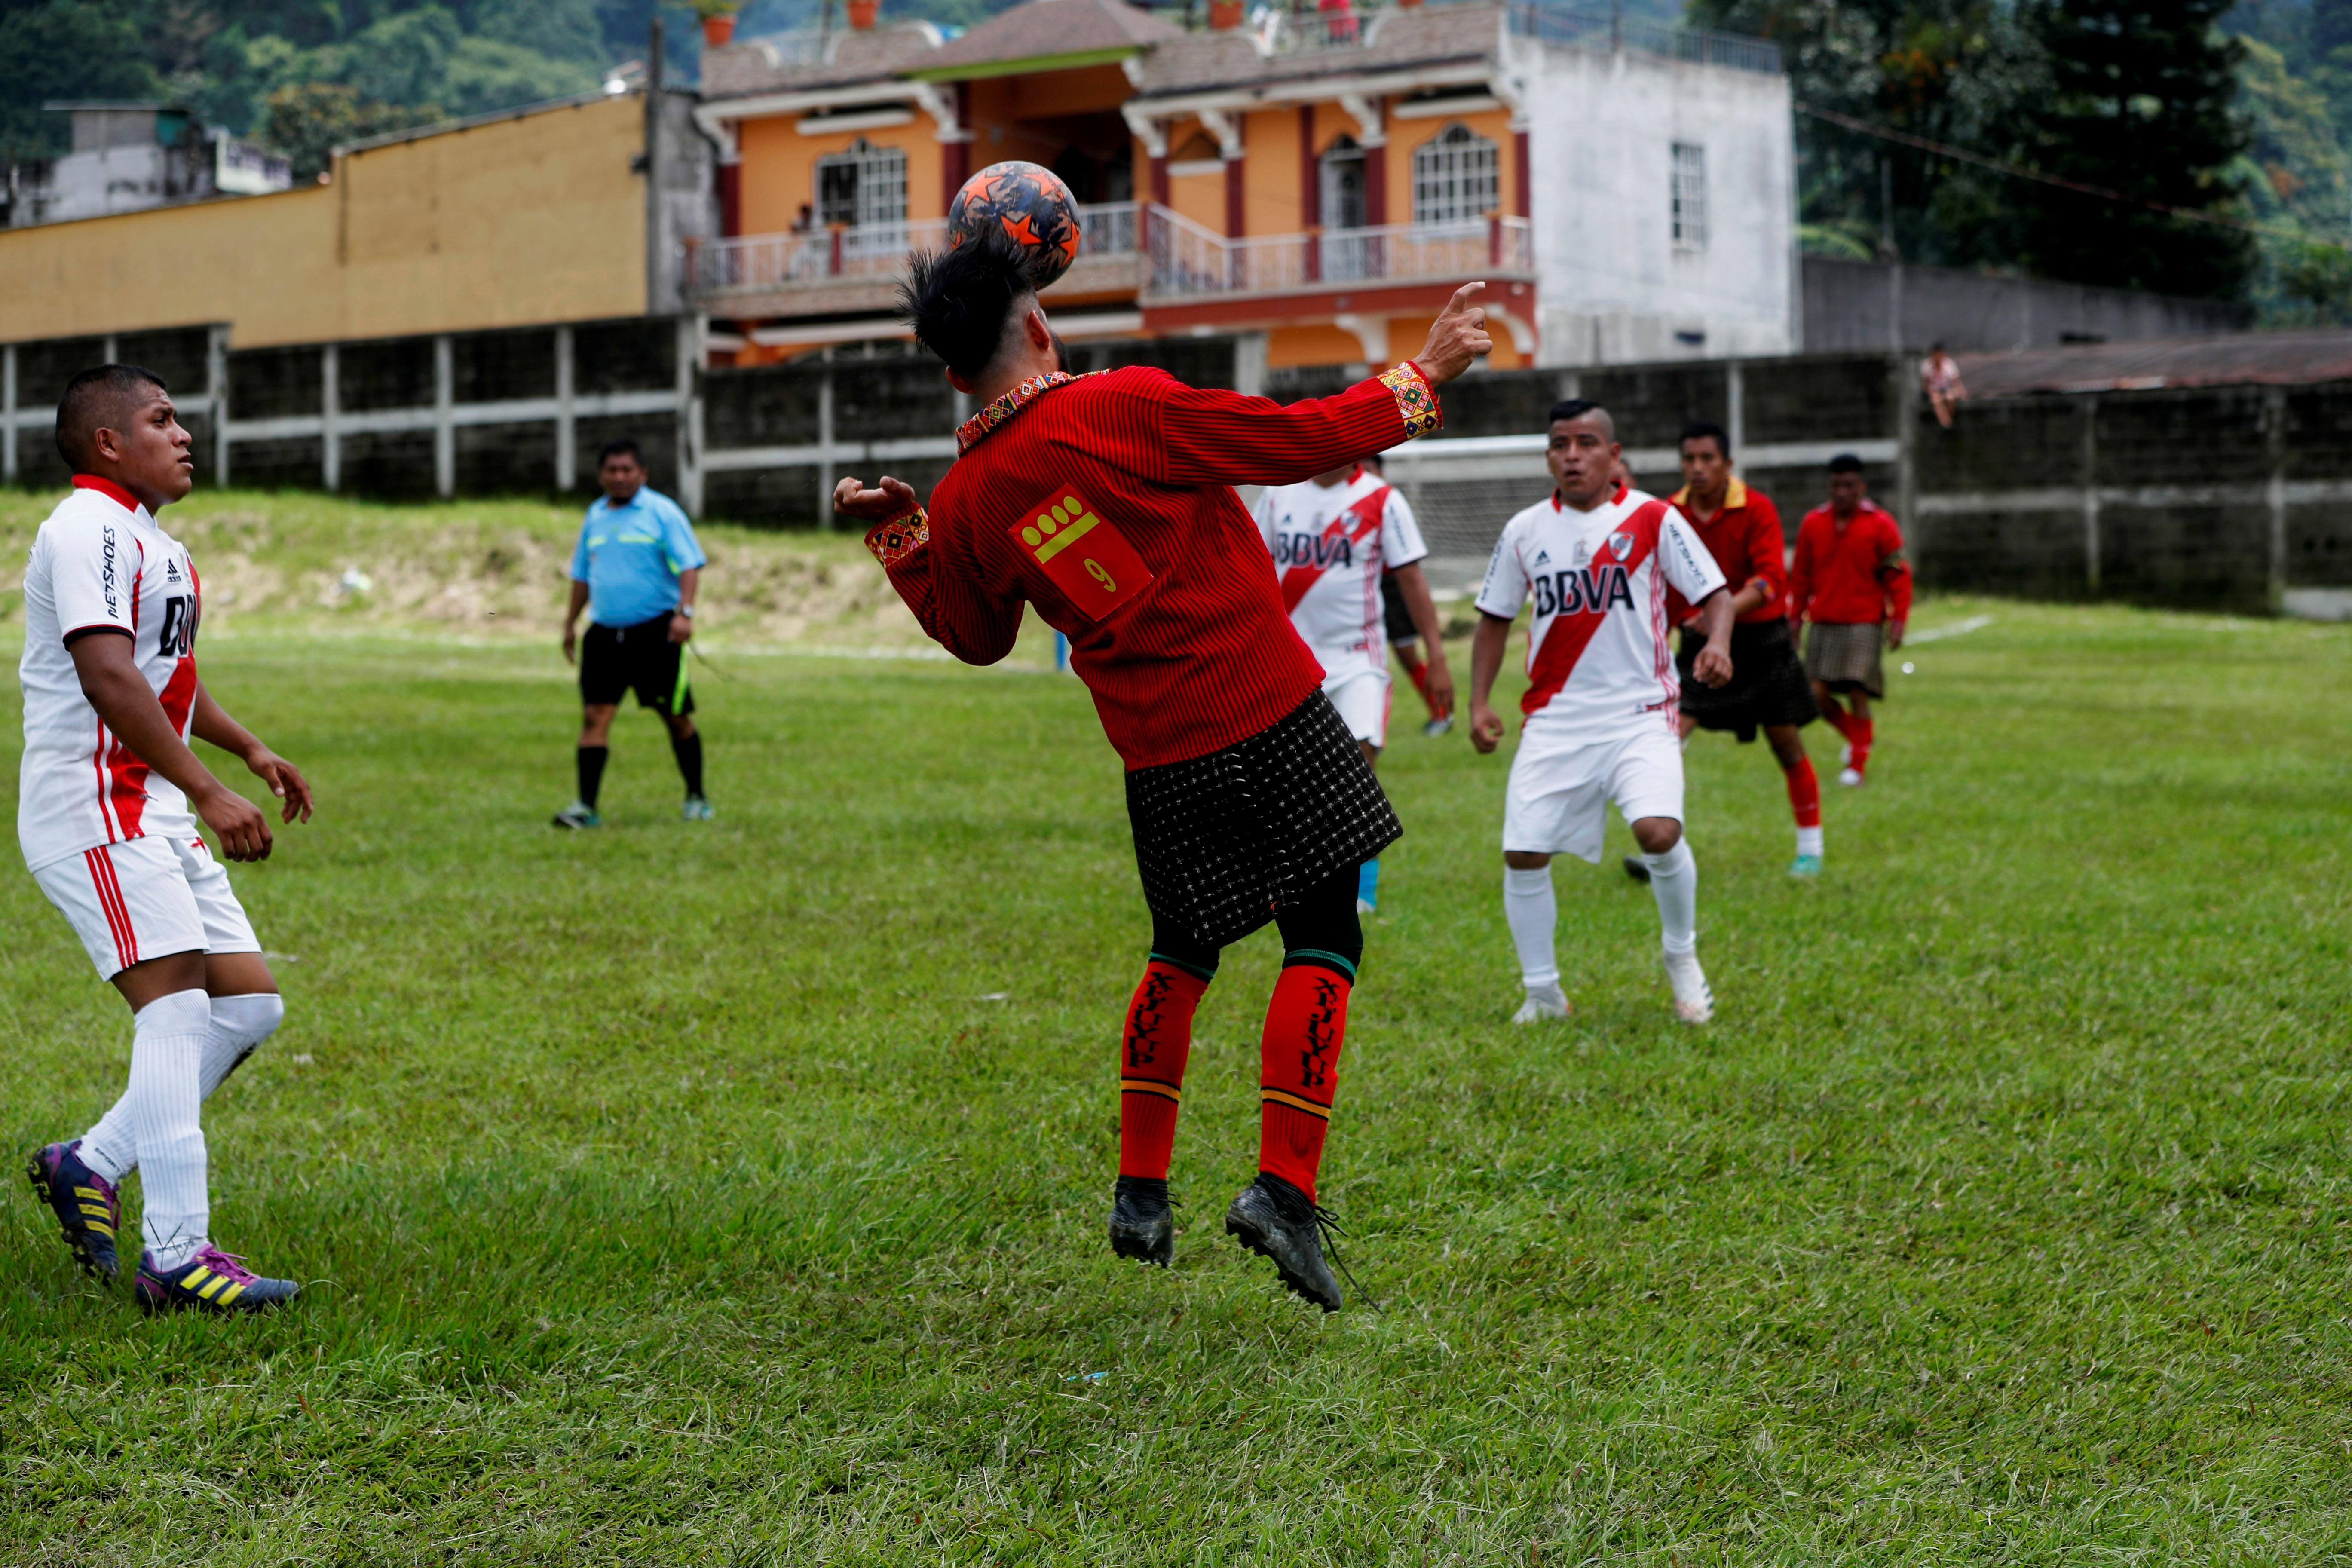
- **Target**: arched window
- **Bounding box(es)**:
[1320,135,1366,232]
[1411,122,1498,229]
[814,137,906,231]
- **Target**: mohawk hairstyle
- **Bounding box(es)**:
[899,228,1037,381]
[56,364,168,472]
[1547,397,1615,441]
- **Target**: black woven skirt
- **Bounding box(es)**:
[1125,690,1402,950]
[1678,618,1820,741]
[1804,619,1886,699]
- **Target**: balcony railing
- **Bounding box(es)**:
[1144,206,1532,301]
[1505,1,1782,74]
[687,202,1140,297]
[686,202,1528,308]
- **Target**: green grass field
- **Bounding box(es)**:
[2,493,2351,1563]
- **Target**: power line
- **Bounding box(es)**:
[1796,102,2343,252]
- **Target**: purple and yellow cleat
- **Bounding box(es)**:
[136,1246,300,1315]
[26,1141,121,1283]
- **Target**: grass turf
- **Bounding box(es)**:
[1,569,2349,1561]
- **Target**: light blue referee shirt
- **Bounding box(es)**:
[569,487,707,628]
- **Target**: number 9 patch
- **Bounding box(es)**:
[1008,487,1154,621]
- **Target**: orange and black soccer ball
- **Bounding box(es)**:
[948,161,1081,288]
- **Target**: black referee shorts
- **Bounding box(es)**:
[580,616,694,716]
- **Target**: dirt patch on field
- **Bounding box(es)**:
[0,495,931,650]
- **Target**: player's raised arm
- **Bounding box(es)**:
[191,682,313,826]
[1132,283,1489,490]
[69,636,276,861]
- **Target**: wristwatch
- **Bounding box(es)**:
[675,604,695,619]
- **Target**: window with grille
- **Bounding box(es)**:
[1411,122,1498,228]
[814,138,907,231]
[1670,143,1707,251]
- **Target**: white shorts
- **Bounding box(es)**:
[31,836,260,981]
[1502,721,1686,863]
[1322,667,1393,750]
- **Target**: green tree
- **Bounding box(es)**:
[2014,0,2254,296]
[1686,0,2045,269]
[0,0,164,158]
[254,81,441,182]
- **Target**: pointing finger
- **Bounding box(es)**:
[1444,281,1487,316]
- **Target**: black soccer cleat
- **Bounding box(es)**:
[27,1141,120,1283]
[1109,1175,1175,1267]
[1622,855,1651,884]
[1225,1172,1346,1312]
[135,1246,300,1315]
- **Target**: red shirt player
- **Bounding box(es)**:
[1654,420,1828,878]
[1790,454,1913,785]
[833,231,1492,1312]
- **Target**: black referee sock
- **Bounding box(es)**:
[669,729,705,798]
[576,745,608,809]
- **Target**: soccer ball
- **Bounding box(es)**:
[948,161,1081,288]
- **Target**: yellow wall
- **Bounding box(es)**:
[1240,106,1306,236]
[1389,108,1517,225]
[0,94,648,348]
[738,113,946,233]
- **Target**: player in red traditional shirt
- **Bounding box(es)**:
[1789,454,1912,786]
[833,233,1491,1311]
[1634,421,1825,877]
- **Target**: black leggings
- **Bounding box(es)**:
[1148,861,1364,980]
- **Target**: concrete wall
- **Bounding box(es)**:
[1524,40,1796,367]
[0,94,668,350]
[0,318,695,507]
[1802,257,2257,355]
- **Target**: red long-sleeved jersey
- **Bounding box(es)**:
[1665,476,1787,626]
[865,362,1442,769]
[1789,501,1913,626]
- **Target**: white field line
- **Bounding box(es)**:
[1906,614,1996,645]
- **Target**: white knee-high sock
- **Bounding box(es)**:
[1642,839,1699,955]
[126,989,213,1269]
[80,993,284,1183]
[1503,865,1560,988]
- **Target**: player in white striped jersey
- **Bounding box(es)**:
[18,365,312,1314]
[1254,459,1453,913]
[1467,399,1734,1024]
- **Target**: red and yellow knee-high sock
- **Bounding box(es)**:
[1786,756,1822,829]
[1119,957,1212,1180]
[1396,643,1436,716]
[1257,952,1355,1203]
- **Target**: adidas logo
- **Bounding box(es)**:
[165,560,181,580]
[1532,550,1550,567]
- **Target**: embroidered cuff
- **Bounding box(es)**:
[864,508,930,569]
[1380,360,1442,441]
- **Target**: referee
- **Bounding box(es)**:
[554,439,712,828]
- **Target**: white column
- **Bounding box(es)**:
[2078,395,2099,594]
[206,326,229,485]
[2,344,15,484]
[1725,360,1745,458]
[2266,385,2288,613]
[554,325,576,492]
[321,343,341,492]
[433,334,455,498]
[816,354,835,530]
[1233,331,1268,398]
[674,315,703,516]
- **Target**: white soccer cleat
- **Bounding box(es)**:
[1512,983,1571,1024]
[1663,949,1713,1024]
[1838,766,1865,788]
[1355,897,1376,916]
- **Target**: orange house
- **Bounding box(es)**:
[692,0,1535,371]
